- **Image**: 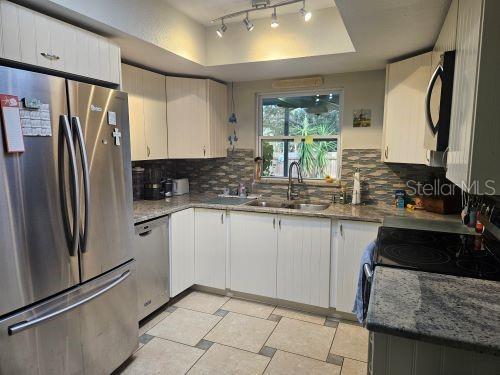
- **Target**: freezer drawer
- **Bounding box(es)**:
[134,217,170,321]
[0,262,138,375]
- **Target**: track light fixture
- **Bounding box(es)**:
[299,1,312,22]
[243,12,255,31]
[212,0,313,36]
[271,8,279,28]
[216,20,227,38]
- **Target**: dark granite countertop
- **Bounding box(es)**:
[366,267,500,355]
[133,193,460,224]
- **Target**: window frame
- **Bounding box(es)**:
[256,89,344,180]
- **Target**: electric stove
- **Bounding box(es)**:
[374,226,500,281]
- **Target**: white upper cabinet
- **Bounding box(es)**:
[382,52,432,165]
[276,215,331,308]
[166,77,227,159]
[446,0,500,194]
[122,64,168,161]
[0,0,121,84]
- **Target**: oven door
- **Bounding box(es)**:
[362,263,374,322]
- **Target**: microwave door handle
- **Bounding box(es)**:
[72,116,90,254]
[425,64,443,136]
[61,115,80,257]
[7,270,131,336]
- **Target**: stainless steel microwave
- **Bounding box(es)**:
[425,50,456,152]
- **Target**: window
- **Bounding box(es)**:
[257,91,342,180]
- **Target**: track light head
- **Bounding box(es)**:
[243,13,254,31]
[271,8,279,28]
[216,21,227,38]
[299,1,312,22]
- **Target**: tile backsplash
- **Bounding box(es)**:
[133,148,445,206]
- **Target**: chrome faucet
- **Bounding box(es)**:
[287,161,303,201]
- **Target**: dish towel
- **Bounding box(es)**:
[352,241,376,323]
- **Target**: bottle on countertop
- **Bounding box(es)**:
[352,168,361,205]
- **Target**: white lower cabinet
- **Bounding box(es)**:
[277,215,331,308]
[194,209,227,289]
[169,208,195,297]
[229,211,278,298]
[332,220,380,313]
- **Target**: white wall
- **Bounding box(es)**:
[206,7,354,66]
[229,69,386,151]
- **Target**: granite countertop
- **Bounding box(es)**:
[133,193,460,224]
[366,267,500,355]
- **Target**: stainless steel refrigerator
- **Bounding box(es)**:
[0,65,137,374]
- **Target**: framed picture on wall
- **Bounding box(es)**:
[353,109,371,127]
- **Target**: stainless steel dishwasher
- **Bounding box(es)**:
[134,216,170,321]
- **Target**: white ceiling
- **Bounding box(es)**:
[165,0,335,26]
[21,0,452,82]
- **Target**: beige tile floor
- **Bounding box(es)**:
[116,291,369,375]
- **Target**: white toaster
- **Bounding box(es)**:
[172,178,189,195]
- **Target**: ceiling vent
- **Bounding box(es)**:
[272,76,324,90]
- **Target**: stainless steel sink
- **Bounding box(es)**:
[246,200,285,208]
[287,203,331,211]
[246,200,330,211]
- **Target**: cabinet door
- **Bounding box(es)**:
[143,70,168,159]
[18,6,37,65]
[98,38,110,82]
[207,80,227,158]
[34,13,52,69]
[194,209,227,289]
[170,209,195,297]
[48,20,65,72]
[87,34,101,80]
[121,64,147,161]
[446,0,483,190]
[75,30,90,78]
[277,215,331,308]
[230,211,277,298]
[109,43,121,85]
[166,76,208,158]
[334,220,379,313]
[382,53,431,164]
[0,1,21,61]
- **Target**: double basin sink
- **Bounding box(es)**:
[246,200,330,212]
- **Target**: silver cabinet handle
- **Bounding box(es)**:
[273,218,276,229]
[340,224,343,237]
[40,52,60,60]
[278,219,281,230]
[8,270,130,336]
[221,213,224,224]
[72,117,91,254]
[203,147,206,157]
[147,146,151,157]
[60,115,80,257]
[384,146,388,159]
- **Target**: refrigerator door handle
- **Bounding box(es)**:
[72,116,91,253]
[7,270,131,336]
[61,115,80,257]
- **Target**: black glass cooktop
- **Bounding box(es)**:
[374,226,500,281]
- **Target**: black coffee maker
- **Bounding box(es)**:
[143,168,165,200]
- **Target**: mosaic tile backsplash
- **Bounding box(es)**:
[133,148,445,206]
